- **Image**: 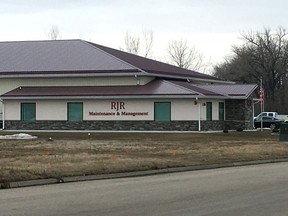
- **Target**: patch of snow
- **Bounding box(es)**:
[0,133,37,140]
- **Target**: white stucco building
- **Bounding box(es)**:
[0,40,257,131]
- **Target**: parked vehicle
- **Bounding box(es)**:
[254,116,284,129]
[254,112,288,121]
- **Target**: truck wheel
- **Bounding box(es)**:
[270,123,276,130]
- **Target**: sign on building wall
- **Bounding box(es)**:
[85,101,153,121]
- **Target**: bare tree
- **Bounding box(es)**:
[47,25,62,40]
[123,31,140,55]
[167,39,205,71]
[142,29,154,58]
[213,27,288,113]
[121,30,154,58]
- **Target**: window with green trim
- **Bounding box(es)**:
[154,102,171,122]
[206,102,212,121]
[219,102,224,121]
[21,103,36,122]
[67,102,83,121]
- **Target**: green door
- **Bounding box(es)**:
[21,103,36,122]
[219,102,224,120]
[154,102,171,121]
[67,102,83,121]
[206,102,212,121]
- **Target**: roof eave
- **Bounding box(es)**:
[226,96,249,99]
[147,72,235,84]
[1,94,237,100]
[1,95,200,100]
[0,71,146,78]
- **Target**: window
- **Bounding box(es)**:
[206,102,212,121]
[21,103,36,122]
[219,102,224,121]
[154,102,171,121]
[67,102,83,121]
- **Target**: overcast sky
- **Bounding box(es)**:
[1,0,288,71]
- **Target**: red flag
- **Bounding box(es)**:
[260,89,264,102]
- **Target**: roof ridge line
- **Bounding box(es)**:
[0,39,82,44]
[246,84,258,97]
[162,80,203,96]
[80,40,148,75]
[193,83,226,96]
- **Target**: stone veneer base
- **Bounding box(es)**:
[4,120,253,131]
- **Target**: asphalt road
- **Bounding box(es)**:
[1,162,288,216]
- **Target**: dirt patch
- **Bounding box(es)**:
[0,130,287,182]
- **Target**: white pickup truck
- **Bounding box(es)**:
[254,112,288,120]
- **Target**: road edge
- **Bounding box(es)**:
[2,158,288,189]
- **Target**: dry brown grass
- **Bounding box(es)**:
[0,130,288,182]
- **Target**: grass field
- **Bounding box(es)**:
[0,130,288,182]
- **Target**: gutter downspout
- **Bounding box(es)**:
[0,99,4,130]
[197,97,201,131]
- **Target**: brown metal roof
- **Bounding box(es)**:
[198,84,258,98]
[0,40,138,74]
[89,42,219,81]
[1,79,256,99]
[0,39,220,81]
[1,79,199,98]
[169,80,223,96]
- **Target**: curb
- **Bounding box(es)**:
[1,158,288,189]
